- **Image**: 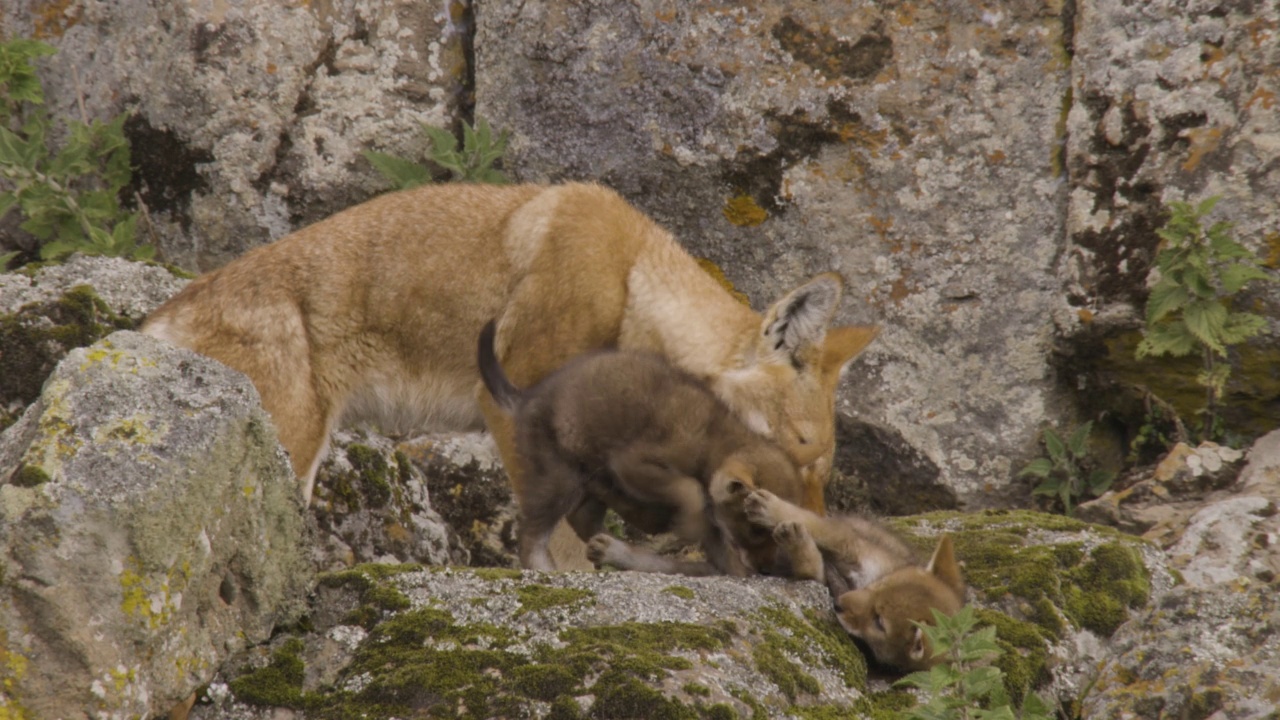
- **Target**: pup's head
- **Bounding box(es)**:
[711,273,878,514]
[833,535,965,673]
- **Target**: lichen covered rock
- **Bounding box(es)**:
[0,331,311,719]
[310,430,460,570]
[192,565,886,719]
[0,255,188,430]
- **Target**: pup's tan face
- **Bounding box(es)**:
[834,535,966,673]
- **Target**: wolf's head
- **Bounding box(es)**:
[712,272,878,515]
[834,535,966,672]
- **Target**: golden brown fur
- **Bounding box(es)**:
[141,182,877,566]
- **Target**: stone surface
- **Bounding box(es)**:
[190,565,872,719]
[397,431,520,569]
[1078,430,1280,718]
[310,430,459,570]
[0,331,311,719]
[1,0,469,269]
[1060,0,1280,439]
[0,255,188,425]
[476,0,1073,503]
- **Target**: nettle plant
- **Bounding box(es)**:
[1019,421,1115,517]
[363,117,510,190]
[0,38,151,269]
[1136,196,1274,440]
[895,607,1054,720]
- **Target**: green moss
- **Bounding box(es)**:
[0,285,136,411]
[345,443,394,508]
[228,638,309,708]
[664,585,697,601]
[514,584,596,616]
[700,704,739,720]
[317,563,420,629]
[11,464,51,487]
[746,604,867,702]
[683,682,711,697]
[471,567,523,581]
[593,669,698,720]
[895,510,1150,641]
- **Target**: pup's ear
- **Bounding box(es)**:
[759,273,844,361]
[909,626,928,663]
[926,535,966,598]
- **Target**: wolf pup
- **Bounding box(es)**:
[477,319,806,572]
[740,486,966,672]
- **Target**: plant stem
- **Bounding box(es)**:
[1202,346,1217,441]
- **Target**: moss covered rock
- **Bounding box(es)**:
[201,566,883,719]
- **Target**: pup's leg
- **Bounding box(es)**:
[565,496,608,542]
[745,489,850,557]
[516,456,587,571]
[608,444,708,542]
[586,534,720,576]
[773,521,824,581]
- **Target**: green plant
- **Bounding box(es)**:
[1019,421,1115,516]
[363,117,510,190]
[894,607,1054,720]
[0,37,151,268]
[1135,195,1274,440]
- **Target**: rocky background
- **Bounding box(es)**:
[2,0,1279,718]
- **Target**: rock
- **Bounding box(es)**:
[397,432,520,569]
[1061,0,1280,440]
[1,0,470,269]
[476,0,1073,505]
[1079,430,1280,717]
[192,565,872,719]
[309,430,459,570]
[0,255,189,429]
[0,331,311,719]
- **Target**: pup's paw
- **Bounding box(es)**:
[744,489,781,527]
[773,520,805,547]
[586,533,630,569]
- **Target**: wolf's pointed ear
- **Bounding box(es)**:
[821,325,879,377]
[760,273,844,359]
[926,535,965,598]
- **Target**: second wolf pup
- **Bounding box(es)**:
[740,486,966,672]
[477,320,805,572]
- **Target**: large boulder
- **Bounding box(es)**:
[0,331,311,719]
[1,0,469,269]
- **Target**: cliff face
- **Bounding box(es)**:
[5,0,1276,505]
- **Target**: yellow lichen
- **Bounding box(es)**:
[722,194,769,227]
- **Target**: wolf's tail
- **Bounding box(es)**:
[477,319,522,412]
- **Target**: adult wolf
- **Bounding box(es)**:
[142,182,877,565]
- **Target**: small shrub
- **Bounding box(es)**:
[363,117,509,190]
[1135,195,1274,441]
[1019,421,1115,516]
[0,37,152,268]
[894,607,1054,720]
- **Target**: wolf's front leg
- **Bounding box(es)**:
[586,534,721,576]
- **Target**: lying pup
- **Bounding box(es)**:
[476,320,805,572]
[741,485,966,672]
